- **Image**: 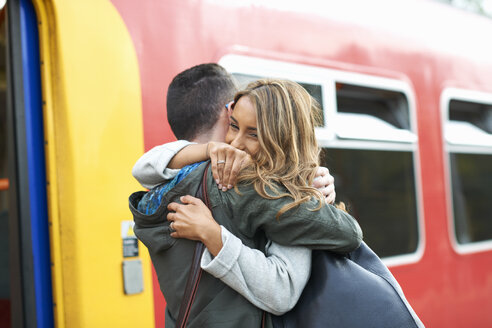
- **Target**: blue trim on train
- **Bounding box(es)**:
[20,0,54,326]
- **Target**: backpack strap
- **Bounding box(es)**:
[176,162,211,328]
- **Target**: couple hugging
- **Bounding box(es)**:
[129,63,363,328]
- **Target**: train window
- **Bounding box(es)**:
[221,55,422,263]
[322,82,419,259]
[444,95,492,247]
[335,83,416,143]
[446,100,492,146]
[232,73,258,89]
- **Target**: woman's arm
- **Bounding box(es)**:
[260,203,363,254]
[134,140,250,191]
[201,227,311,315]
[167,143,209,169]
[169,142,250,191]
[132,140,193,189]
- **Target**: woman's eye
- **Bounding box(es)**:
[230,123,239,130]
[249,133,258,138]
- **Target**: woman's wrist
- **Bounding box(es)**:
[206,141,216,159]
[205,142,211,158]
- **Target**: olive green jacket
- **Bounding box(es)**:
[129,162,362,328]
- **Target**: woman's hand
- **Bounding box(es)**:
[167,195,223,256]
[207,141,251,191]
[313,166,336,205]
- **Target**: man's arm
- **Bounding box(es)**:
[264,203,363,253]
[168,171,361,256]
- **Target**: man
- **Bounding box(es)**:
[129,64,361,327]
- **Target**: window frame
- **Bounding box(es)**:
[441,88,492,254]
[220,54,424,266]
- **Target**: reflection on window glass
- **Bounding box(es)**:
[322,148,419,258]
[336,83,410,130]
[231,73,324,126]
[450,153,492,244]
[449,99,492,134]
[232,73,258,89]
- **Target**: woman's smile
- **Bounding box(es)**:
[225,96,260,156]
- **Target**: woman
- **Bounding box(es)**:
[131,79,362,327]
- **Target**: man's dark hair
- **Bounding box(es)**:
[167,63,237,140]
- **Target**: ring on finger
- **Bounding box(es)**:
[217,160,226,165]
[170,221,175,231]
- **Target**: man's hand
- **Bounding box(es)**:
[313,166,336,205]
[207,142,251,191]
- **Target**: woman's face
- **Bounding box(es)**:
[225,96,260,156]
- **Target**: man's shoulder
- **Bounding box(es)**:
[168,161,210,194]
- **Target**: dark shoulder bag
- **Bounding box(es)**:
[271,242,424,328]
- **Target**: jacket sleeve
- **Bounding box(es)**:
[131,140,193,189]
[264,203,364,254]
[201,226,311,315]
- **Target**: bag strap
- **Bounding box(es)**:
[176,162,211,328]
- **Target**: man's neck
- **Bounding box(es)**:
[191,128,225,144]
[191,112,228,144]
[191,134,211,144]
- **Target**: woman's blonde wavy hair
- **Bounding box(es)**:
[234,79,330,219]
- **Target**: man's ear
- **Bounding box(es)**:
[218,108,230,127]
[209,109,230,142]
[219,106,230,120]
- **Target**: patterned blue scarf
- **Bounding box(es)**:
[137,161,205,215]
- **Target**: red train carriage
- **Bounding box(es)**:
[2,0,491,327]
